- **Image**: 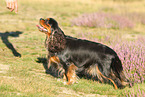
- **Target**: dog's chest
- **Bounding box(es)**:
[45,37,49,50]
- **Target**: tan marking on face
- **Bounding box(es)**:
[39,19,51,38]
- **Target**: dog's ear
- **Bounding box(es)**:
[48,29,66,53]
[46,18,58,30]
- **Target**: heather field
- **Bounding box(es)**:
[0,0,145,97]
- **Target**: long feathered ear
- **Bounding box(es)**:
[48,28,66,53]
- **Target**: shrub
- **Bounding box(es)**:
[72,12,134,29]
[112,37,145,83]
[124,12,145,25]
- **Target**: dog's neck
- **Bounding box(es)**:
[45,27,66,53]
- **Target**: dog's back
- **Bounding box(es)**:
[58,36,131,88]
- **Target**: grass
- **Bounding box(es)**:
[0,0,145,96]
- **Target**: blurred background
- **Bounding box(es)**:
[0,0,145,96]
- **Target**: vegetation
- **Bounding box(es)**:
[0,0,145,96]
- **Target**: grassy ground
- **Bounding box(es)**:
[0,0,145,96]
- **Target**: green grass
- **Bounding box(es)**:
[0,0,145,96]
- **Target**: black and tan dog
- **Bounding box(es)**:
[36,20,63,76]
[37,18,132,89]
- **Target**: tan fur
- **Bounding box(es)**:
[87,65,104,83]
[48,56,60,69]
[65,64,78,85]
[39,19,51,38]
[96,66,118,89]
[87,65,118,89]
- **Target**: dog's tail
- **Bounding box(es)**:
[111,56,133,88]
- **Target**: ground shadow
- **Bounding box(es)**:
[0,31,23,57]
[36,57,117,88]
[36,57,63,78]
[36,57,99,80]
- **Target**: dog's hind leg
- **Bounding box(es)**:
[95,65,118,89]
[109,69,124,89]
[87,65,104,83]
[120,71,133,88]
[111,57,133,88]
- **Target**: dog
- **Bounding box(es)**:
[37,18,132,89]
[36,23,64,77]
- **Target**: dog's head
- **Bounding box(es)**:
[37,18,66,53]
[36,18,58,35]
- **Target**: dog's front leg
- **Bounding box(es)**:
[59,59,77,85]
[65,63,77,85]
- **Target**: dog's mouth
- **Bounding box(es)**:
[37,18,51,34]
[36,25,48,32]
